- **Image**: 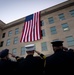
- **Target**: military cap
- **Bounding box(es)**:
[0,49,9,58]
[25,44,35,51]
[51,40,64,47]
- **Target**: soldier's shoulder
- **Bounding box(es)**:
[34,56,41,59]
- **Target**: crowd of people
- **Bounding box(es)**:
[0,40,74,74]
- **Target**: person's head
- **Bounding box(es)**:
[25,44,35,55]
[51,40,64,52]
[0,49,9,59]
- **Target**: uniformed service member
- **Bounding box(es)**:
[18,44,46,75]
[45,40,71,74]
[0,49,17,75]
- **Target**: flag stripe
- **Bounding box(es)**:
[20,11,41,42]
[35,12,38,40]
[23,22,28,42]
[28,20,32,42]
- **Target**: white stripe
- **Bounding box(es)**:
[37,12,40,39]
[32,14,35,41]
[28,20,32,42]
[25,21,30,42]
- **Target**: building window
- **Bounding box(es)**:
[41,42,47,51]
[58,13,65,20]
[6,39,10,46]
[21,47,26,55]
[15,28,19,34]
[40,20,44,26]
[61,23,69,31]
[13,37,18,44]
[2,33,5,38]
[66,36,74,46]
[42,29,45,37]
[50,26,57,34]
[12,48,17,55]
[8,30,12,37]
[69,10,74,17]
[0,41,4,47]
[48,17,54,24]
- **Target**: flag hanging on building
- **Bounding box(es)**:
[20,12,42,42]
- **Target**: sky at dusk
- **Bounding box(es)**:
[0,0,68,24]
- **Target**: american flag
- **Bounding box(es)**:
[20,12,42,42]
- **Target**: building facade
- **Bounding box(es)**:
[0,0,74,57]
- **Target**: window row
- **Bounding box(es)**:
[2,28,19,38]
[42,23,70,36]
[0,36,74,52]
[2,22,70,42]
[0,37,18,47]
[11,42,48,55]
[8,36,74,55]
[41,9,74,26]
[50,23,70,34]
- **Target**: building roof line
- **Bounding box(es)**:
[41,0,74,16]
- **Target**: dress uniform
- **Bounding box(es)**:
[45,40,71,74]
[18,44,46,75]
[0,49,17,75]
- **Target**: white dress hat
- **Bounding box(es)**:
[25,44,35,51]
